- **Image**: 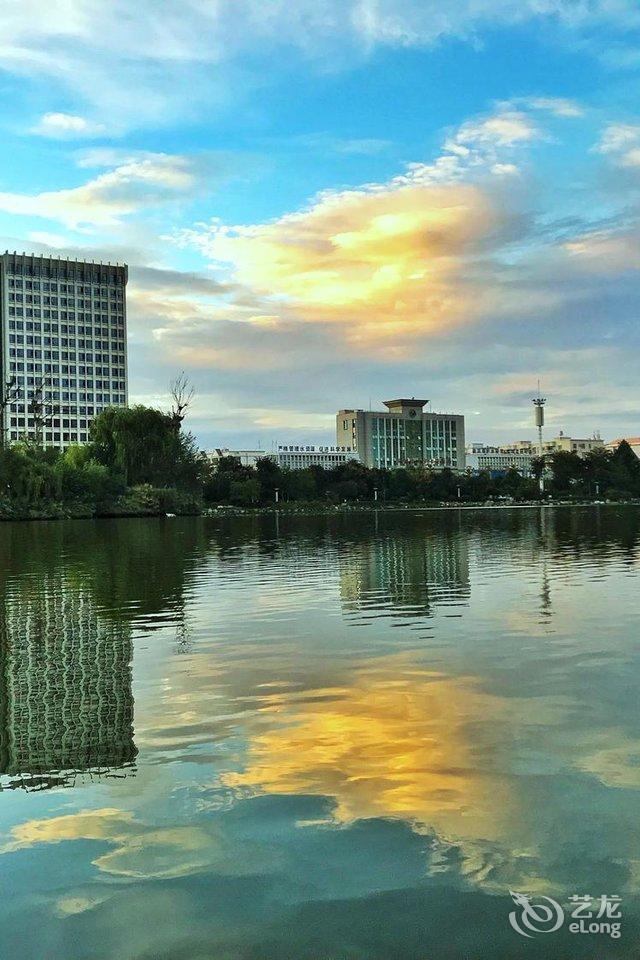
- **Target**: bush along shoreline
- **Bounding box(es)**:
[2,405,640,521]
[0,404,205,521]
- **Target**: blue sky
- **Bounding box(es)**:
[1,1,639,447]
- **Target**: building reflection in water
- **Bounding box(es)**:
[0,516,210,793]
[339,526,470,618]
[0,576,136,792]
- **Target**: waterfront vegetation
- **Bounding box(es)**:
[1,403,640,520]
[0,405,204,520]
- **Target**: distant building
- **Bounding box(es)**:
[547,431,604,456]
[277,444,359,470]
[605,437,640,458]
[487,433,604,459]
[0,251,128,448]
[208,448,269,469]
[465,444,533,476]
[337,398,465,471]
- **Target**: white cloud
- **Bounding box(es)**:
[524,96,583,118]
[0,152,199,229]
[30,111,106,138]
[453,111,539,148]
[27,230,70,248]
[595,122,640,167]
[0,1,636,127]
[394,107,544,186]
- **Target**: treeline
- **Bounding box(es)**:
[543,444,640,499]
[206,442,640,506]
[1,400,639,520]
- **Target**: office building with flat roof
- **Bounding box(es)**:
[497,433,604,458]
[0,252,128,447]
[277,444,360,470]
[465,444,534,476]
[337,398,465,471]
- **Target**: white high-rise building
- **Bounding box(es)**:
[0,252,128,447]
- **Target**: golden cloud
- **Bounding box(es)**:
[200,181,503,346]
[222,662,516,844]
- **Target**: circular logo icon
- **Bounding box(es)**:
[509,891,565,938]
[409,408,417,417]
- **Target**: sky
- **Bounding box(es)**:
[0,0,639,449]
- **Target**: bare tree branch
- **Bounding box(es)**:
[169,372,195,431]
[27,376,59,446]
[0,376,22,449]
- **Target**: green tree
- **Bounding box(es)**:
[229,478,261,506]
[255,457,283,503]
[89,405,203,490]
[548,451,584,494]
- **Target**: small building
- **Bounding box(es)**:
[549,431,604,456]
[605,437,640,458]
[276,444,359,470]
[208,448,268,469]
[488,433,604,459]
[465,444,533,477]
[337,398,465,471]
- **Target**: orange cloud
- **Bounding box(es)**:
[222,660,516,844]
[195,181,504,345]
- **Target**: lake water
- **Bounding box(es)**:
[0,507,639,959]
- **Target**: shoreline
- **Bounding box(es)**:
[2,498,638,523]
[204,499,640,518]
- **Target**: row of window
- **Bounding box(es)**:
[10,391,125,405]
[11,417,92,428]
[279,455,355,463]
[11,388,126,406]
[11,403,110,416]
[9,351,125,367]
[9,364,124,378]
[11,375,125,387]
[9,334,124,350]
[8,431,91,443]
[8,319,123,334]
[8,278,125,298]
[8,307,124,324]
[9,361,125,376]
[8,293,123,307]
